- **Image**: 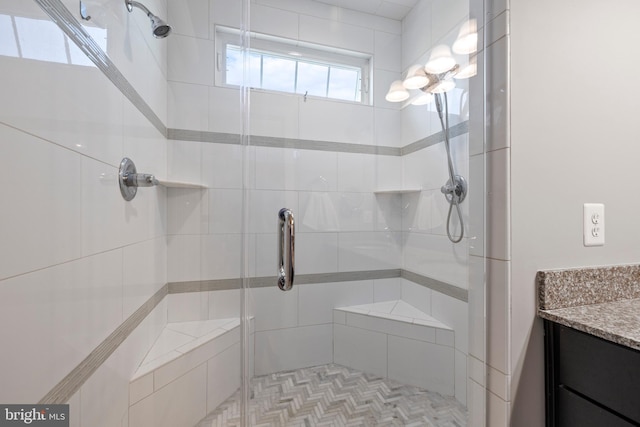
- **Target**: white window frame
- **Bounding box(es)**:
[215,26,371,105]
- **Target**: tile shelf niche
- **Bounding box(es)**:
[156,179,208,189]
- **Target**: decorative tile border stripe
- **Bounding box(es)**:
[168,269,467,302]
[401,121,470,156]
[40,269,467,404]
[168,129,402,156]
[35,0,167,138]
[168,126,470,157]
[401,269,469,302]
[39,284,168,404]
[537,264,640,310]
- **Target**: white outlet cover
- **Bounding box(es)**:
[583,203,605,247]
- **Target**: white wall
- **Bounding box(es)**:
[0,1,168,424]
[508,0,640,425]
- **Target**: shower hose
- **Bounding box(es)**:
[435,92,465,244]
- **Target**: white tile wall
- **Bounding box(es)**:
[296,232,339,274]
[333,324,388,378]
[167,34,215,86]
[338,231,402,271]
[168,81,209,131]
[298,281,374,325]
[387,335,454,395]
[129,364,207,427]
[373,277,402,301]
[254,324,333,375]
[402,233,469,288]
[0,124,82,280]
[207,342,241,412]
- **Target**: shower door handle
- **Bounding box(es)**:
[277,208,295,291]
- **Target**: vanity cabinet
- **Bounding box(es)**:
[544,320,640,427]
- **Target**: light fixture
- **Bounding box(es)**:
[454,62,477,79]
[385,80,410,102]
[125,0,172,39]
[403,65,430,90]
[430,79,456,94]
[425,45,456,74]
[452,19,478,55]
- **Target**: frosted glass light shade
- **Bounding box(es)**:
[452,20,478,54]
[411,93,434,105]
[403,65,429,89]
[385,80,410,102]
[425,45,456,74]
[454,62,477,79]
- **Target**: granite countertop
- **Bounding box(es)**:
[537,264,640,351]
[538,298,640,351]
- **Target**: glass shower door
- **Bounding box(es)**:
[234,1,487,426]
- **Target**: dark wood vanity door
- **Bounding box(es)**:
[544,320,640,426]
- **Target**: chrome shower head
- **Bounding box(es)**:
[125,0,172,39]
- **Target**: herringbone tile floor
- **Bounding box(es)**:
[196,364,467,427]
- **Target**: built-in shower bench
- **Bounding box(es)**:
[333,300,456,395]
[127,317,253,427]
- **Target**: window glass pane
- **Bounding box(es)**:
[0,15,19,57]
[296,62,328,97]
[226,45,243,86]
[328,67,359,101]
[262,55,296,93]
[247,51,262,88]
[15,17,67,64]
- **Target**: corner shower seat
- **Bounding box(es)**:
[127,318,252,427]
[333,300,456,395]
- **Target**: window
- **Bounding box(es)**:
[0,13,107,67]
[216,28,370,104]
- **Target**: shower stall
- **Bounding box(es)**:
[0,0,488,425]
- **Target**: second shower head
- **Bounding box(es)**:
[125,0,171,38]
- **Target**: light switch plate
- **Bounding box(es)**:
[583,203,605,247]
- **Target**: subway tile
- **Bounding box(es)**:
[254,324,333,375]
[299,98,374,145]
[254,147,337,191]
[337,152,376,192]
[296,232,339,274]
[129,364,207,427]
[251,286,298,331]
[207,342,241,412]
[298,281,373,326]
[167,235,202,282]
[208,86,243,135]
[432,291,469,354]
[299,14,374,53]
[487,148,510,260]
[333,324,387,378]
[455,350,468,405]
[374,31,402,73]
[208,289,241,319]
[402,233,469,289]
[373,277,402,302]
[168,0,210,39]
[387,335,454,395]
[0,124,82,279]
[338,231,402,272]
[250,91,299,139]
[200,234,242,279]
[488,258,510,373]
[129,373,154,406]
[201,141,244,189]
[400,279,432,315]
[168,81,209,131]
[168,293,209,322]
[168,34,215,86]
[250,3,299,40]
[167,188,209,235]
[123,237,167,319]
[0,250,123,403]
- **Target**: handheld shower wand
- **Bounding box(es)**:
[435,92,467,243]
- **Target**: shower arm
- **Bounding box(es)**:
[126,1,152,16]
